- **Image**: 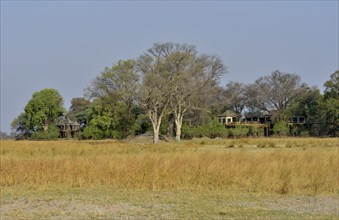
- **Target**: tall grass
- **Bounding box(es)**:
[1,139,338,195]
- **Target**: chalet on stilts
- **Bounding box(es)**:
[56,118,80,138]
[242,112,272,136]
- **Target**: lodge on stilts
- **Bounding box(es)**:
[56,117,80,138]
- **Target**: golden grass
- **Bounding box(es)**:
[1,138,338,195]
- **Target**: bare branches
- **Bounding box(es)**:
[85,60,139,105]
[245,70,308,120]
[137,42,226,142]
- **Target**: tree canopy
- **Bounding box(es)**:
[84,60,140,139]
[11,88,64,139]
[23,88,64,132]
[137,43,226,143]
[245,70,308,120]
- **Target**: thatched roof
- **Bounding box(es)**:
[218,110,240,117]
[56,117,80,126]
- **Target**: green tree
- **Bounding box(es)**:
[290,72,339,136]
[69,97,91,128]
[322,70,339,136]
[85,60,139,139]
[323,70,339,99]
[81,99,114,139]
[23,88,64,133]
[11,113,26,137]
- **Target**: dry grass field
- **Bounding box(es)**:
[1,137,338,219]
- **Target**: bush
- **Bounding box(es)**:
[31,125,59,140]
[248,125,265,137]
[181,119,228,139]
[82,125,105,140]
[73,131,83,140]
[181,123,194,139]
[228,126,249,138]
[273,121,289,136]
[289,124,309,137]
[206,119,229,138]
[299,130,309,137]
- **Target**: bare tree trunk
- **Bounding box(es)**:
[149,108,165,144]
[153,128,159,144]
[43,121,49,131]
[151,120,162,144]
[175,122,182,142]
[174,112,183,142]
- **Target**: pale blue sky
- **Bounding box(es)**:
[1,1,338,133]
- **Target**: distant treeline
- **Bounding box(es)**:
[11,43,339,142]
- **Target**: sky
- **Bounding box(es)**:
[1,1,338,133]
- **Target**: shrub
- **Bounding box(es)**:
[248,125,265,137]
[290,124,309,137]
[273,121,289,136]
[205,119,229,138]
[73,131,83,140]
[181,123,194,139]
[82,125,105,140]
[182,119,228,139]
[228,126,249,138]
[31,125,59,140]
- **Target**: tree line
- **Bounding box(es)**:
[11,43,339,142]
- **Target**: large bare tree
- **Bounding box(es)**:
[138,43,226,143]
[137,43,174,143]
[169,53,226,142]
[245,70,308,120]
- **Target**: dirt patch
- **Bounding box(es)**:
[0,197,177,219]
[238,196,339,216]
[1,198,138,219]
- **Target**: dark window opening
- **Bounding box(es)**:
[292,117,298,123]
[299,117,305,123]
